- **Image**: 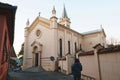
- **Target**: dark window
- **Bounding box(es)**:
[68,41,70,54]
[80,44,82,50]
[75,42,77,52]
[59,39,62,57]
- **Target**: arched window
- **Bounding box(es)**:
[80,44,82,50]
[68,41,70,54]
[75,42,77,53]
[59,39,62,57]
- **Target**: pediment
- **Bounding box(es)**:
[27,16,50,34]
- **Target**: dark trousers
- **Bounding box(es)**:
[73,76,81,80]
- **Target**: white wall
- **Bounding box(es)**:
[58,26,82,57]
[79,51,120,80]
[82,33,106,51]
[24,23,56,70]
[79,55,98,79]
[99,52,120,80]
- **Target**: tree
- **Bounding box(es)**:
[107,37,120,45]
[18,43,24,56]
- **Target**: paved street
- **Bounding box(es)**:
[8,70,74,80]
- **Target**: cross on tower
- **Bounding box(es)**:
[39,12,41,16]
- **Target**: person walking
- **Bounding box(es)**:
[72,59,82,80]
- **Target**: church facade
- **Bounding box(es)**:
[23,6,106,74]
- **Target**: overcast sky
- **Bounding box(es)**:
[1,0,120,54]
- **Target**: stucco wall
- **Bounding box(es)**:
[58,54,74,74]
[72,34,79,53]
[58,28,65,56]
[82,33,106,51]
[79,51,120,80]
[28,24,54,57]
[59,60,67,73]
[79,55,98,79]
[82,34,100,51]
[58,26,82,57]
[24,23,56,70]
[99,52,120,80]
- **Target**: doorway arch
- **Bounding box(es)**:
[33,46,39,67]
[31,41,43,67]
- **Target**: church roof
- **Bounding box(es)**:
[58,24,83,36]
[82,29,102,35]
[52,6,56,15]
[62,5,68,18]
[81,29,106,37]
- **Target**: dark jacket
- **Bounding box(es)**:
[72,62,82,77]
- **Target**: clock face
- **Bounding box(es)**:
[36,30,41,37]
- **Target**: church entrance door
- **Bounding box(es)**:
[35,53,38,67]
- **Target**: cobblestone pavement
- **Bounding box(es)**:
[8,70,74,80]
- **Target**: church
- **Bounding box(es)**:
[23,5,106,74]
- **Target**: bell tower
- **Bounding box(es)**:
[50,6,58,28]
[59,5,71,28]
